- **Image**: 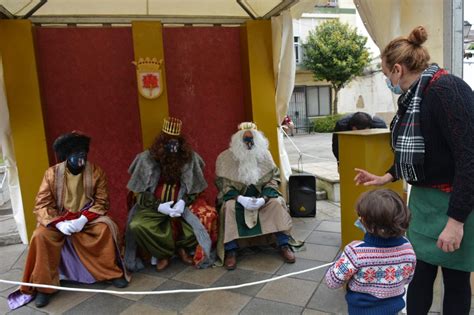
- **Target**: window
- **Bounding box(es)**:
[294,36,303,64]
[288,86,332,126]
[316,0,338,7]
[306,86,331,116]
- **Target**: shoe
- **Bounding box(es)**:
[156,257,170,271]
[224,250,237,270]
[35,292,51,308]
[280,245,295,263]
[111,277,128,288]
[177,248,193,265]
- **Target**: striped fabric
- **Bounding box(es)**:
[154,179,180,202]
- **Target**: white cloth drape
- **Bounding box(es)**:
[353,0,443,65]
[0,55,28,244]
[272,10,295,124]
[272,10,295,190]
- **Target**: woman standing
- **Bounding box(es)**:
[354,26,474,314]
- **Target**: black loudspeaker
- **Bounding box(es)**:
[289,174,316,217]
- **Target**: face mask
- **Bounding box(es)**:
[165,139,180,153]
[385,70,404,95]
[67,151,87,172]
[243,136,254,150]
[354,217,367,233]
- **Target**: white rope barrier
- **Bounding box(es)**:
[0,262,333,295]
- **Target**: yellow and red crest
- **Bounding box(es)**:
[133,57,163,99]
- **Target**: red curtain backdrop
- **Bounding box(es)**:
[34,26,246,230]
[163,27,246,203]
[35,27,142,230]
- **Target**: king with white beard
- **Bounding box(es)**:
[215,122,295,270]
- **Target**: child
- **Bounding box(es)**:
[325,189,416,315]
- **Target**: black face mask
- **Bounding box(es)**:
[67,151,87,174]
[165,139,180,153]
[243,136,254,150]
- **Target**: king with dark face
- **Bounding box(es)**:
[52,132,90,175]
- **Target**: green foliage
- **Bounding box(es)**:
[468,43,474,50]
[302,20,370,89]
[311,114,344,133]
[302,20,370,114]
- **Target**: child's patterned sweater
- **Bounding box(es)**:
[325,233,416,315]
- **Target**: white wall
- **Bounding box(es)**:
[464,60,474,89]
[338,70,397,116]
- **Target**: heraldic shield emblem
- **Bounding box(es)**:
[133,57,164,99]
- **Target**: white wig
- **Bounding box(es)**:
[229,129,269,185]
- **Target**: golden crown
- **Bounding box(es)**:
[162,117,182,136]
[238,122,257,131]
[132,57,163,71]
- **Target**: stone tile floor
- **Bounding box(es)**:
[0,202,472,314]
[0,132,473,314]
[0,200,349,315]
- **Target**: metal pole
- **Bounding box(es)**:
[444,0,464,77]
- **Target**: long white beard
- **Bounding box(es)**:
[229,130,269,185]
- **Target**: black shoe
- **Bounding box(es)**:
[279,245,296,263]
[35,292,51,308]
[111,277,128,288]
[224,250,237,270]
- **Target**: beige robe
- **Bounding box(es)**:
[215,149,293,262]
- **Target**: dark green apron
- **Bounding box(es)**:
[408,186,474,272]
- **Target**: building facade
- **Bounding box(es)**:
[290,0,396,128]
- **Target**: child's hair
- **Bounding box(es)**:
[356,189,410,238]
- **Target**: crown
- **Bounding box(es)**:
[132,57,163,71]
[162,117,182,136]
[238,122,257,131]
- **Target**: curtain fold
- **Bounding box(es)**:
[0,55,28,244]
[353,0,443,64]
[272,10,296,197]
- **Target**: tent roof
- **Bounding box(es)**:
[0,0,323,24]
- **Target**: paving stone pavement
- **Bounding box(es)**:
[0,134,472,314]
[0,200,351,315]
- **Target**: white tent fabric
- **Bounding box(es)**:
[272,10,295,124]
[272,10,295,187]
[0,55,28,244]
[353,0,444,65]
[4,0,288,18]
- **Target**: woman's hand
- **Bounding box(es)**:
[354,168,393,186]
[437,218,464,252]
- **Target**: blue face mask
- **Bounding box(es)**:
[354,217,367,233]
[243,136,254,150]
[165,139,180,153]
[67,151,87,172]
[385,71,404,95]
[385,78,404,95]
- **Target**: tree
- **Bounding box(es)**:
[302,20,370,115]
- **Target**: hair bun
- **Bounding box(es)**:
[407,26,428,46]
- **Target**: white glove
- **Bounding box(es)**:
[157,201,174,215]
[172,199,185,214]
[169,209,182,218]
[253,197,266,209]
[68,215,88,233]
[237,196,263,211]
[56,221,74,235]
